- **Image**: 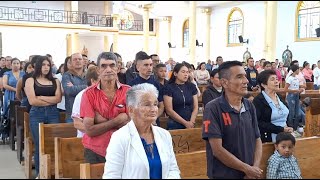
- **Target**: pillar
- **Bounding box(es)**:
[64,1,78,23]
[111,14,119,52]
[143,4,152,53]
[66,34,72,56]
[155,19,160,55]
[264,1,277,61]
[203,8,211,61]
[104,1,113,15]
[163,16,172,58]
[71,32,80,53]
[104,36,109,51]
[189,1,197,65]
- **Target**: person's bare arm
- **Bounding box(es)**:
[209,138,263,179]
[190,95,198,124]
[83,112,129,137]
[157,101,164,118]
[73,117,85,133]
[16,78,23,101]
[3,75,16,92]
[253,138,262,167]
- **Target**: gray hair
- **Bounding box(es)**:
[97,52,117,66]
[126,83,159,108]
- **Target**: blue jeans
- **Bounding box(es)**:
[29,105,60,175]
[167,118,186,130]
[286,93,301,130]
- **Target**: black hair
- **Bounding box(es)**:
[199,62,206,69]
[210,69,219,78]
[150,54,158,59]
[24,62,32,73]
[32,55,55,82]
[218,61,243,80]
[11,58,20,64]
[96,52,117,66]
[46,54,52,58]
[57,63,64,74]
[63,56,71,73]
[135,51,150,61]
[85,66,99,86]
[216,56,222,61]
[168,63,188,84]
[290,64,299,73]
[275,132,296,145]
[30,55,41,68]
[303,61,309,68]
[82,54,88,58]
[257,70,277,91]
[155,63,166,69]
[182,61,192,69]
[263,61,271,68]
[114,52,122,59]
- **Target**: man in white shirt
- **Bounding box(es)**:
[72,66,99,137]
[212,56,223,70]
[313,60,320,90]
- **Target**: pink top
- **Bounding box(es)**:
[302,68,313,81]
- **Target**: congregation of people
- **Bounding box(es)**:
[1,51,315,179]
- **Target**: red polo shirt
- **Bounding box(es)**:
[80,81,131,157]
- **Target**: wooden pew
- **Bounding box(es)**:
[39,122,77,179]
[8,100,21,150]
[24,112,33,179]
[80,163,105,179]
[54,137,85,179]
[169,128,205,153]
[198,85,208,94]
[306,82,314,90]
[260,136,320,178]
[160,115,203,130]
[304,98,320,137]
[24,112,67,179]
[15,106,27,164]
[175,150,207,179]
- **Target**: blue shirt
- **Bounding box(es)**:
[141,138,162,179]
[262,91,289,142]
[267,150,302,179]
[163,82,198,122]
[129,75,163,102]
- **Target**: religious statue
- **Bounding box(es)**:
[282,45,292,67]
[82,46,88,56]
[243,47,251,62]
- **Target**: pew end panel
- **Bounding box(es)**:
[80,163,105,179]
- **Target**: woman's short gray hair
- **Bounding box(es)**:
[126,83,159,108]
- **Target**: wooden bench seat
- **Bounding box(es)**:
[80,163,105,179]
[39,123,77,179]
[169,128,205,153]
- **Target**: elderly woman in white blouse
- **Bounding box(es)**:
[103,83,180,179]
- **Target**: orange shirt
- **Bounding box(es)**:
[80,81,130,157]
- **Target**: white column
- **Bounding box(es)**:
[203,8,211,61]
[264,1,277,61]
[189,1,197,65]
[143,4,152,53]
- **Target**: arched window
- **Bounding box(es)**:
[227,7,244,46]
[296,1,320,41]
[182,19,189,48]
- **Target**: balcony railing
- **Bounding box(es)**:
[118,19,154,32]
[0,6,113,27]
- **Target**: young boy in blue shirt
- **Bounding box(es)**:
[266,132,302,179]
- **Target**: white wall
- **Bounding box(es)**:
[78,1,104,15]
[0,1,64,10]
[210,1,265,62]
[78,35,104,62]
[1,26,67,66]
[276,1,320,66]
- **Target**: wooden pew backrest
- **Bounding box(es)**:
[39,123,77,179]
[175,150,207,179]
[55,137,85,179]
[260,136,320,179]
[305,98,320,137]
[80,163,105,179]
[169,128,205,153]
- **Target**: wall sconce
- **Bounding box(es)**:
[168,42,176,48]
[238,35,249,44]
[196,40,203,47]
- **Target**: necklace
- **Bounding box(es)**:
[176,83,186,109]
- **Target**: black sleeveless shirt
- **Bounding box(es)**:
[34,78,57,96]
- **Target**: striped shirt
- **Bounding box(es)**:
[266,150,302,179]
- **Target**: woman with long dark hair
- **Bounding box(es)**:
[163,63,198,130]
[24,55,62,178]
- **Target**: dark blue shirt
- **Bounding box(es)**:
[202,93,261,179]
[163,82,198,122]
[141,138,162,179]
[129,75,163,102]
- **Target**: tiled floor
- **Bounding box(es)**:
[0,144,26,179]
